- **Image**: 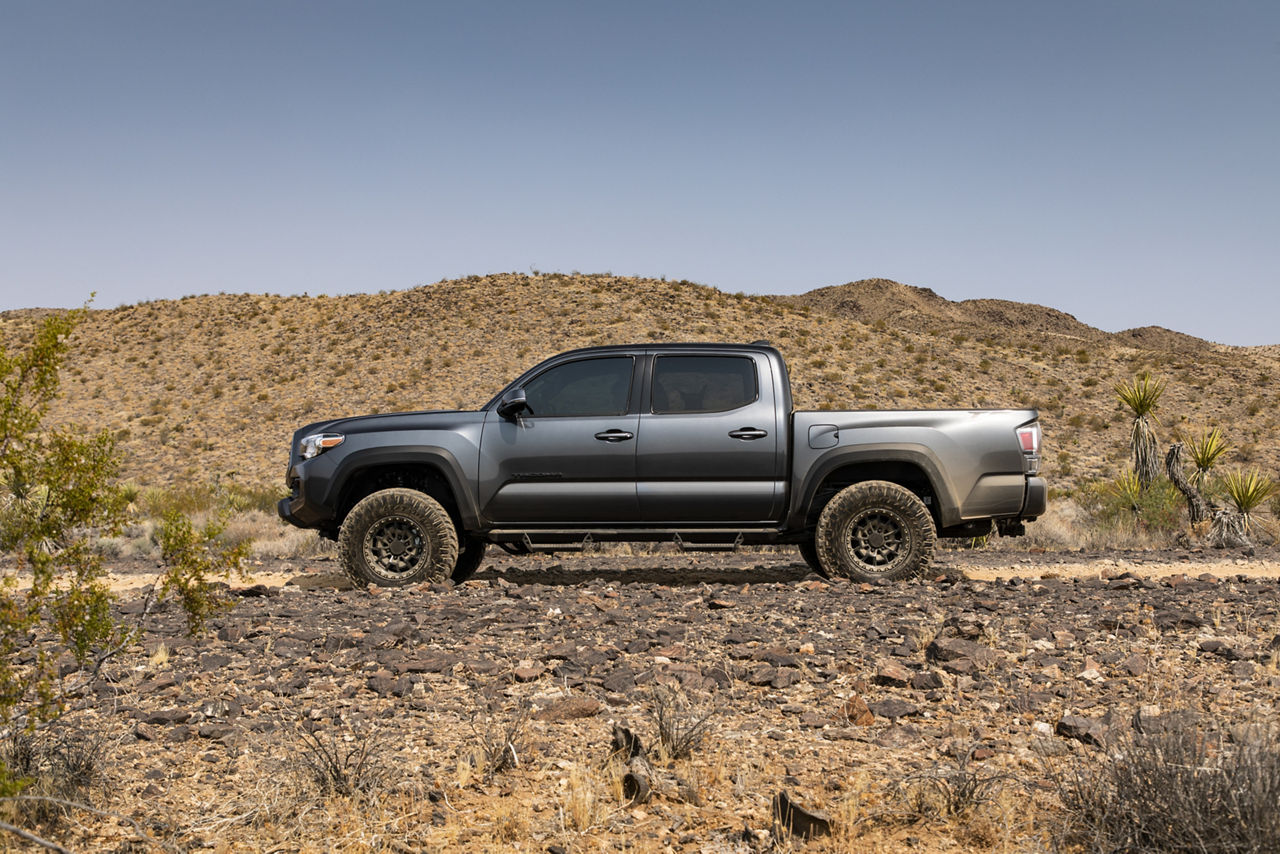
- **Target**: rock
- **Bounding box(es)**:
[134,722,158,742]
[837,695,875,726]
[1056,714,1107,747]
[534,697,601,721]
[1120,654,1147,677]
[875,661,911,686]
[910,671,944,690]
[366,671,395,696]
[602,670,637,693]
[926,637,996,666]
[867,698,919,720]
[513,665,544,683]
[145,708,191,725]
[772,790,831,840]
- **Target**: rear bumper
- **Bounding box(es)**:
[1023,477,1048,518]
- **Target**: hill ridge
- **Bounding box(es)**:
[1,272,1274,491]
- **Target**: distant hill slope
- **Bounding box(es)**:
[791,278,1212,354]
[2,273,1275,495]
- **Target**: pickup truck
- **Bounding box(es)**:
[278,342,1046,587]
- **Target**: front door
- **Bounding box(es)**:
[479,355,640,524]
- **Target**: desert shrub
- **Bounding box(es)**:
[0,308,130,730]
[0,726,104,830]
[899,749,1009,820]
[1050,720,1280,853]
[0,308,247,804]
[137,482,220,518]
[156,508,250,635]
[650,685,718,761]
[464,704,530,781]
[1077,475,1183,540]
[293,723,388,798]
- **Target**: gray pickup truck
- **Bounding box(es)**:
[279,342,1045,587]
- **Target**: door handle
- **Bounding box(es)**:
[594,430,634,443]
[728,428,768,440]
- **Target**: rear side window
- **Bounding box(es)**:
[523,356,634,417]
[651,356,758,414]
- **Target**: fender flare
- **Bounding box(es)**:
[787,444,960,530]
[326,445,481,530]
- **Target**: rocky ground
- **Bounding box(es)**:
[20,547,1280,852]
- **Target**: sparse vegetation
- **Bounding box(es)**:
[1050,719,1280,854]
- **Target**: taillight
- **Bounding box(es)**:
[1016,423,1040,454]
[1016,423,1041,474]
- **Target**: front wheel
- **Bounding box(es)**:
[814,481,935,582]
[450,537,487,583]
[339,488,459,587]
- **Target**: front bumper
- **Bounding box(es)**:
[277,464,335,529]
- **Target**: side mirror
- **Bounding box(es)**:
[497,388,530,420]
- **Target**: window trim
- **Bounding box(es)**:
[519,355,636,418]
[649,354,760,415]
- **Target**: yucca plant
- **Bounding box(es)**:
[1221,469,1277,531]
[1106,469,1144,512]
[1114,373,1165,489]
[1185,427,1231,487]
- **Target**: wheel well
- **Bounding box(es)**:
[805,462,939,529]
[336,464,460,529]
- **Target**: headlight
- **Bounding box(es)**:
[299,432,344,460]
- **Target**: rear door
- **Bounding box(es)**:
[478,355,640,524]
[636,351,784,523]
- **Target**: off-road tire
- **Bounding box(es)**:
[450,538,487,583]
[797,540,828,578]
[814,481,935,582]
[339,488,459,588]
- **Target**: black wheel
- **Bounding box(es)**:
[797,540,829,578]
[451,537,487,583]
[339,488,459,587]
[814,481,935,582]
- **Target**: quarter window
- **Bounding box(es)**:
[522,357,634,417]
[651,356,758,414]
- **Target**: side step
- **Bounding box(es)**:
[488,528,778,554]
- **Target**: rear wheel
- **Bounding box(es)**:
[339,488,459,587]
[814,481,935,582]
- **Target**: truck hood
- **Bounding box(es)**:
[291,409,486,442]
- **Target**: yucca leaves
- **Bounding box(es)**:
[1185,427,1230,486]
[1113,372,1165,418]
[1106,470,1144,508]
[1114,373,1165,489]
[1221,469,1277,529]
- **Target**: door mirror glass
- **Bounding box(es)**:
[497,388,530,420]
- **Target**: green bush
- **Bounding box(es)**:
[1078,474,1184,536]
[0,308,250,798]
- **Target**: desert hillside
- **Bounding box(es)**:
[2,273,1276,496]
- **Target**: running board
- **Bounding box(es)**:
[488,528,780,553]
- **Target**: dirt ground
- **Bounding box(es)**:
[13,545,1280,853]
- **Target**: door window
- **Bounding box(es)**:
[522,357,634,417]
[651,356,758,414]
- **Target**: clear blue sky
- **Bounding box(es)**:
[2,2,1277,344]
